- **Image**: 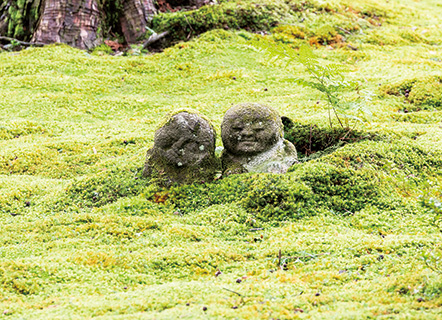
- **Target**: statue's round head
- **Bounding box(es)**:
[154,112,216,167]
[221,103,283,156]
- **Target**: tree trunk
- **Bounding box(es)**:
[120,0,157,43]
[31,0,158,49]
[0,0,209,50]
[1,0,158,49]
[32,0,102,49]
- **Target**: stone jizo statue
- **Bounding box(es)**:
[143,111,218,186]
[221,103,298,174]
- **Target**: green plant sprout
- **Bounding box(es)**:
[254,41,372,130]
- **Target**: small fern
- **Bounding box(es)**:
[252,40,372,129]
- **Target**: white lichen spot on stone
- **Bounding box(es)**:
[199,145,205,151]
[178,162,183,167]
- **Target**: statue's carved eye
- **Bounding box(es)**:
[157,140,173,149]
[232,126,243,131]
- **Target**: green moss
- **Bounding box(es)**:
[0,185,32,215]
[167,156,386,221]
[152,0,292,46]
[320,139,442,178]
[59,167,148,209]
[1,0,442,317]
[390,111,442,124]
[271,25,306,44]
[240,173,315,220]
[297,161,383,210]
[91,44,113,56]
[5,0,26,39]
[189,203,259,237]
[363,29,409,46]
[0,261,46,295]
[408,79,442,109]
[381,76,442,110]
[0,120,48,140]
[399,29,429,44]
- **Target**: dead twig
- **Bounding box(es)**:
[307,124,314,155]
[338,27,352,35]
[142,31,169,50]
[184,14,194,40]
[222,287,245,307]
[222,287,242,296]
[285,252,331,261]
[278,249,282,268]
[346,44,358,51]
[0,36,45,47]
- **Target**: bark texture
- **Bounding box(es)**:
[32,0,101,49]
[120,0,157,43]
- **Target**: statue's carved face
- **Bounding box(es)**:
[154,113,214,167]
[221,104,283,156]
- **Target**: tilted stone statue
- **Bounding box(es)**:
[143,111,219,186]
[221,103,298,174]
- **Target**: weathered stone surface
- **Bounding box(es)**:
[143,111,218,186]
[221,103,297,174]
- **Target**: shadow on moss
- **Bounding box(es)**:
[282,117,384,160]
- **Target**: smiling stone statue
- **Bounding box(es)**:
[221,103,298,174]
[143,111,219,186]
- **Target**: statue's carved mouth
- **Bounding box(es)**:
[238,141,257,146]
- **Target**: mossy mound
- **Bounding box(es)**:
[151,0,292,47]
[166,162,382,222]
[363,28,430,47]
[391,111,442,124]
[55,138,435,222]
[188,203,260,238]
[0,261,47,295]
[151,0,406,50]
[165,173,316,222]
[0,120,49,140]
[165,138,441,222]
[320,139,442,178]
[58,167,147,210]
[0,181,34,215]
[381,76,442,111]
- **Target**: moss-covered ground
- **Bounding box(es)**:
[1,0,442,318]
